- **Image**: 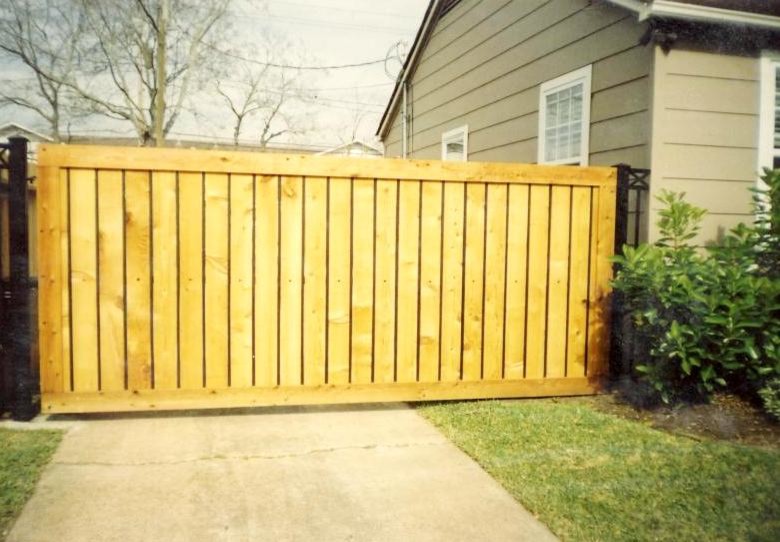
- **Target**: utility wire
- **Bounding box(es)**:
[195,39,387,70]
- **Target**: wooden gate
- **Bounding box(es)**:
[37,145,616,413]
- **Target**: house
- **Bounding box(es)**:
[0,122,53,159]
[315,140,382,157]
[376,0,780,244]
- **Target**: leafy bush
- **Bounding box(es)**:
[758,378,780,420]
[612,170,780,408]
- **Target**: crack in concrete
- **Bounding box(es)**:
[52,441,447,467]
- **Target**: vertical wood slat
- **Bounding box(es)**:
[546,186,571,379]
[204,173,229,388]
[462,184,485,382]
[59,169,72,391]
[37,165,64,393]
[68,169,98,392]
[178,173,203,389]
[373,179,397,383]
[125,171,152,390]
[395,181,420,383]
[97,170,125,391]
[326,178,350,384]
[351,179,374,384]
[483,185,508,380]
[279,176,303,386]
[567,187,592,377]
[504,184,529,380]
[230,174,254,388]
[152,171,178,390]
[525,185,550,380]
[255,175,279,387]
[303,177,327,385]
[440,182,465,382]
[418,182,442,383]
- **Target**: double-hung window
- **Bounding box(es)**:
[538,65,592,165]
[441,125,468,161]
[759,52,780,176]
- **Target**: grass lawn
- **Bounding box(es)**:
[418,398,780,542]
[0,428,62,539]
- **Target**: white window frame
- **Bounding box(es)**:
[537,65,592,166]
[758,50,780,190]
[441,125,468,161]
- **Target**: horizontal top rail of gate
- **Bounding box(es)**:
[37,144,616,187]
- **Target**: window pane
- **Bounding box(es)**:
[445,140,464,161]
[546,98,557,125]
[542,77,587,163]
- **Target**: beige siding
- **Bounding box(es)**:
[648,45,760,244]
[381,0,652,168]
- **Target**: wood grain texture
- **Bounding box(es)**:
[462,184,485,382]
[351,179,374,384]
[373,179,397,383]
[504,184,529,380]
[255,175,279,387]
[152,171,178,390]
[204,173,229,388]
[68,169,99,392]
[59,169,72,392]
[42,377,603,414]
[229,174,254,388]
[545,186,571,378]
[326,179,350,384]
[418,182,443,382]
[525,185,550,379]
[37,146,617,413]
[279,176,303,386]
[440,182,465,382]
[39,144,616,186]
[178,173,204,389]
[395,181,421,383]
[37,165,64,393]
[567,187,591,377]
[125,171,152,390]
[303,177,327,385]
[97,170,125,391]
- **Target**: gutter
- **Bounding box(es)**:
[608,0,780,30]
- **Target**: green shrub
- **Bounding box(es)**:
[758,378,780,420]
[612,170,780,408]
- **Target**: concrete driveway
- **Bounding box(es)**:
[8,403,557,542]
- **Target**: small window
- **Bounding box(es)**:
[759,52,780,175]
[538,65,592,165]
[442,125,468,161]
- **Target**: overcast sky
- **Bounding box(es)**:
[3,0,428,149]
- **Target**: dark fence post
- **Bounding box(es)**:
[7,137,36,420]
[610,164,631,379]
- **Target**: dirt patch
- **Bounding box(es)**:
[583,393,780,448]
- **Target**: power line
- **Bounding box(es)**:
[197,39,387,70]
[266,0,421,22]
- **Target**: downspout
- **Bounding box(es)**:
[402,80,409,159]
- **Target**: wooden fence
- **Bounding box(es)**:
[37,144,616,413]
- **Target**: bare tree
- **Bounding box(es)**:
[0,0,84,141]
[216,39,315,149]
[0,0,232,146]
[72,0,231,145]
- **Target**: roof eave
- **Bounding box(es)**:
[376,0,442,139]
[609,0,780,30]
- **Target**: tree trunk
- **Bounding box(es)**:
[154,0,168,147]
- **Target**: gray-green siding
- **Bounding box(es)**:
[383,0,652,169]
